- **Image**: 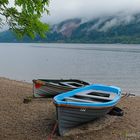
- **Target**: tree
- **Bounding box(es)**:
[0,0,50,38]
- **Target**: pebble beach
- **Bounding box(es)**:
[0,77,140,140]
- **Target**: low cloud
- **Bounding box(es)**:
[99,15,136,32]
[44,0,140,24]
[1,0,140,31]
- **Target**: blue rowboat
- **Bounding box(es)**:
[33,79,90,97]
[54,84,121,136]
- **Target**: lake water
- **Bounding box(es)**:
[0,43,140,95]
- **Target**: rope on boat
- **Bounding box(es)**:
[47,121,58,140]
[121,92,135,100]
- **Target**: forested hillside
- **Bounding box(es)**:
[1,14,140,43]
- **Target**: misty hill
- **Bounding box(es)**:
[1,14,140,43]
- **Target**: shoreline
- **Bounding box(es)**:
[0,77,140,140]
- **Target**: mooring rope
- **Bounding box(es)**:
[121,92,135,100]
[47,121,58,140]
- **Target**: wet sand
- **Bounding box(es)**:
[0,77,140,140]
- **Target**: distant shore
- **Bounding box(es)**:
[0,77,140,140]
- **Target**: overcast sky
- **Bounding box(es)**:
[44,0,140,24]
[1,0,140,31]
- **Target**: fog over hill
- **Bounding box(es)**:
[45,0,140,24]
[1,0,140,30]
[0,13,140,43]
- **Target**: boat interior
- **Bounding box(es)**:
[64,90,116,103]
[49,81,86,88]
[59,82,85,88]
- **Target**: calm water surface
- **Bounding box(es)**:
[0,43,140,95]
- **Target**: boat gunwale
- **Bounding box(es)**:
[33,79,89,90]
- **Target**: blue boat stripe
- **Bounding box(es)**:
[54,84,121,107]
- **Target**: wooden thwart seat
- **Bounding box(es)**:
[64,89,116,103]
[76,94,115,101]
[64,97,100,103]
[76,90,116,101]
[59,82,84,88]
